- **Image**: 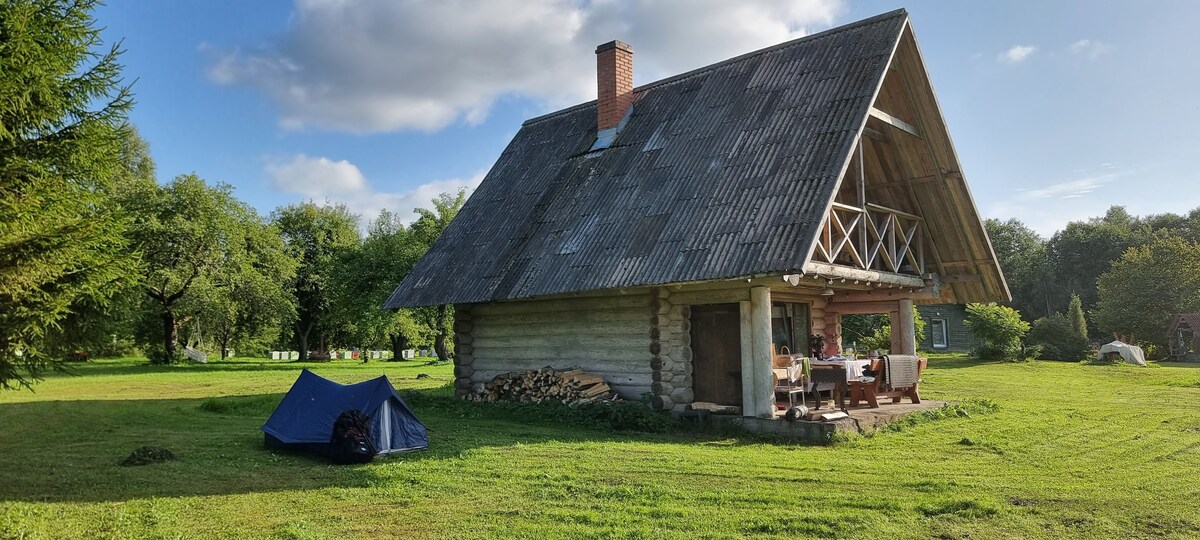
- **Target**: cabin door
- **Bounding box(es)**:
[690,303,742,406]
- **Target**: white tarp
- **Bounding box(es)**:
[1097,341,1146,366]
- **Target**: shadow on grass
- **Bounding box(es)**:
[0,388,771,504]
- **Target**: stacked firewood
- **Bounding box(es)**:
[473,368,620,405]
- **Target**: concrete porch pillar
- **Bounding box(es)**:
[740,287,775,418]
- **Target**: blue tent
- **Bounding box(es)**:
[262,369,428,456]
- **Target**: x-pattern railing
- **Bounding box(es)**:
[813,202,925,275]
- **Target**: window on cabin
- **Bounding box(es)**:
[771,303,810,356]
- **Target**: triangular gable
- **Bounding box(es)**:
[806,21,1010,304]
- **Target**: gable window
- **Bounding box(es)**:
[930,318,948,349]
[771,303,810,356]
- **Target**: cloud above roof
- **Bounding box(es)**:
[997,44,1036,63]
[209,0,844,134]
[1069,39,1112,60]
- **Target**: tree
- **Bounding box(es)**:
[964,303,1030,361]
[1047,206,1152,320]
[39,127,156,360]
[842,307,926,353]
[189,221,296,360]
[0,0,136,388]
[985,218,1052,320]
[409,191,467,361]
[272,203,360,360]
[1093,236,1200,350]
[1026,313,1089,361]
[1067,293,1088,342]
[122,175,288,362]
[328,210,425,358]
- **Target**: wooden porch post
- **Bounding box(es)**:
[897,298,917,355]
[823,311,842,357]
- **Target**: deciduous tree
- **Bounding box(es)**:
[272,203,360,360]
[985,218,1052,320]
[964,303,1030,361]
[122,175,287,362]
[1093,236,1200,350]
[409,191,467,361]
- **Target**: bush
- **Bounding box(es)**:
[147,349,183,365]
[1027,313,1090,361]
[964,303,1030,361]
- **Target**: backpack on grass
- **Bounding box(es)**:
[328,409,377,464]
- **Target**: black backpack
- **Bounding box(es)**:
[328,409,377,464]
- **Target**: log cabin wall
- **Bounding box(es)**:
[456,294,656,400]
[650,289,693,411]
[453,282,838,410]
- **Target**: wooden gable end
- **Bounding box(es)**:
[809,21,1010,304]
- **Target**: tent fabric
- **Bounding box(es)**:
[262,369,429,455]
[1097,341,1147,366]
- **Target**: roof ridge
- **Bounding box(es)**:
[522,8,908,126]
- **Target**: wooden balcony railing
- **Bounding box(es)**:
[812,202,925,275]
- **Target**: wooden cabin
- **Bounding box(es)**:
[915,304,980,353]
[386,10,1009,417]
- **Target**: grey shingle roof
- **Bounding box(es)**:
[386,10,908,308]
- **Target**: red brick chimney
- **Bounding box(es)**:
[595,40,633,132]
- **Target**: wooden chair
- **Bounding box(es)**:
[847,358,883,408]
[879,355,926,404]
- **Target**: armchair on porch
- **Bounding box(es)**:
[848,355,926,407]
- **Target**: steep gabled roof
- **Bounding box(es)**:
[388,10,917,308]
[1168,314,1200,336]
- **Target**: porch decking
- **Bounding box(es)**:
[705,399,946,443]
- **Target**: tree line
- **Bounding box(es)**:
[0,0,459,389]
[986,206,1200,358]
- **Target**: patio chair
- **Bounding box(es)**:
[880,355,926,404]
[847,358,884,408]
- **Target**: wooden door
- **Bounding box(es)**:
[690,303,742,406]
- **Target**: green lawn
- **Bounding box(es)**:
[1,355,1198,539]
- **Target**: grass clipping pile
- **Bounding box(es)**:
[120,446,175,466]
[472,368,620,406]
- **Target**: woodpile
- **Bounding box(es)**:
[472,368,621,405]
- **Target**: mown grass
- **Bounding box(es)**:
[1,355,1199,539]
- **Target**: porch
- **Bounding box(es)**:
[717,399,947,442]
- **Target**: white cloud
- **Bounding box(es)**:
[210,0,844,133]
[997,44,1036,63]
[1023,174,1116,199]
[266,154,367,198]
[1069,39,1111,60]
[984,171,1121,235]
[266,154,485,224]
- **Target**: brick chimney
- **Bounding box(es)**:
[595,40,633,132]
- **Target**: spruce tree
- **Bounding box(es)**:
[1068,293,1088,342]
[0,0,135,388]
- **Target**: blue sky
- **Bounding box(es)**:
[95,1,1200,235]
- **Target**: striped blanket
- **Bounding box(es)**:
[885,355,919,389]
